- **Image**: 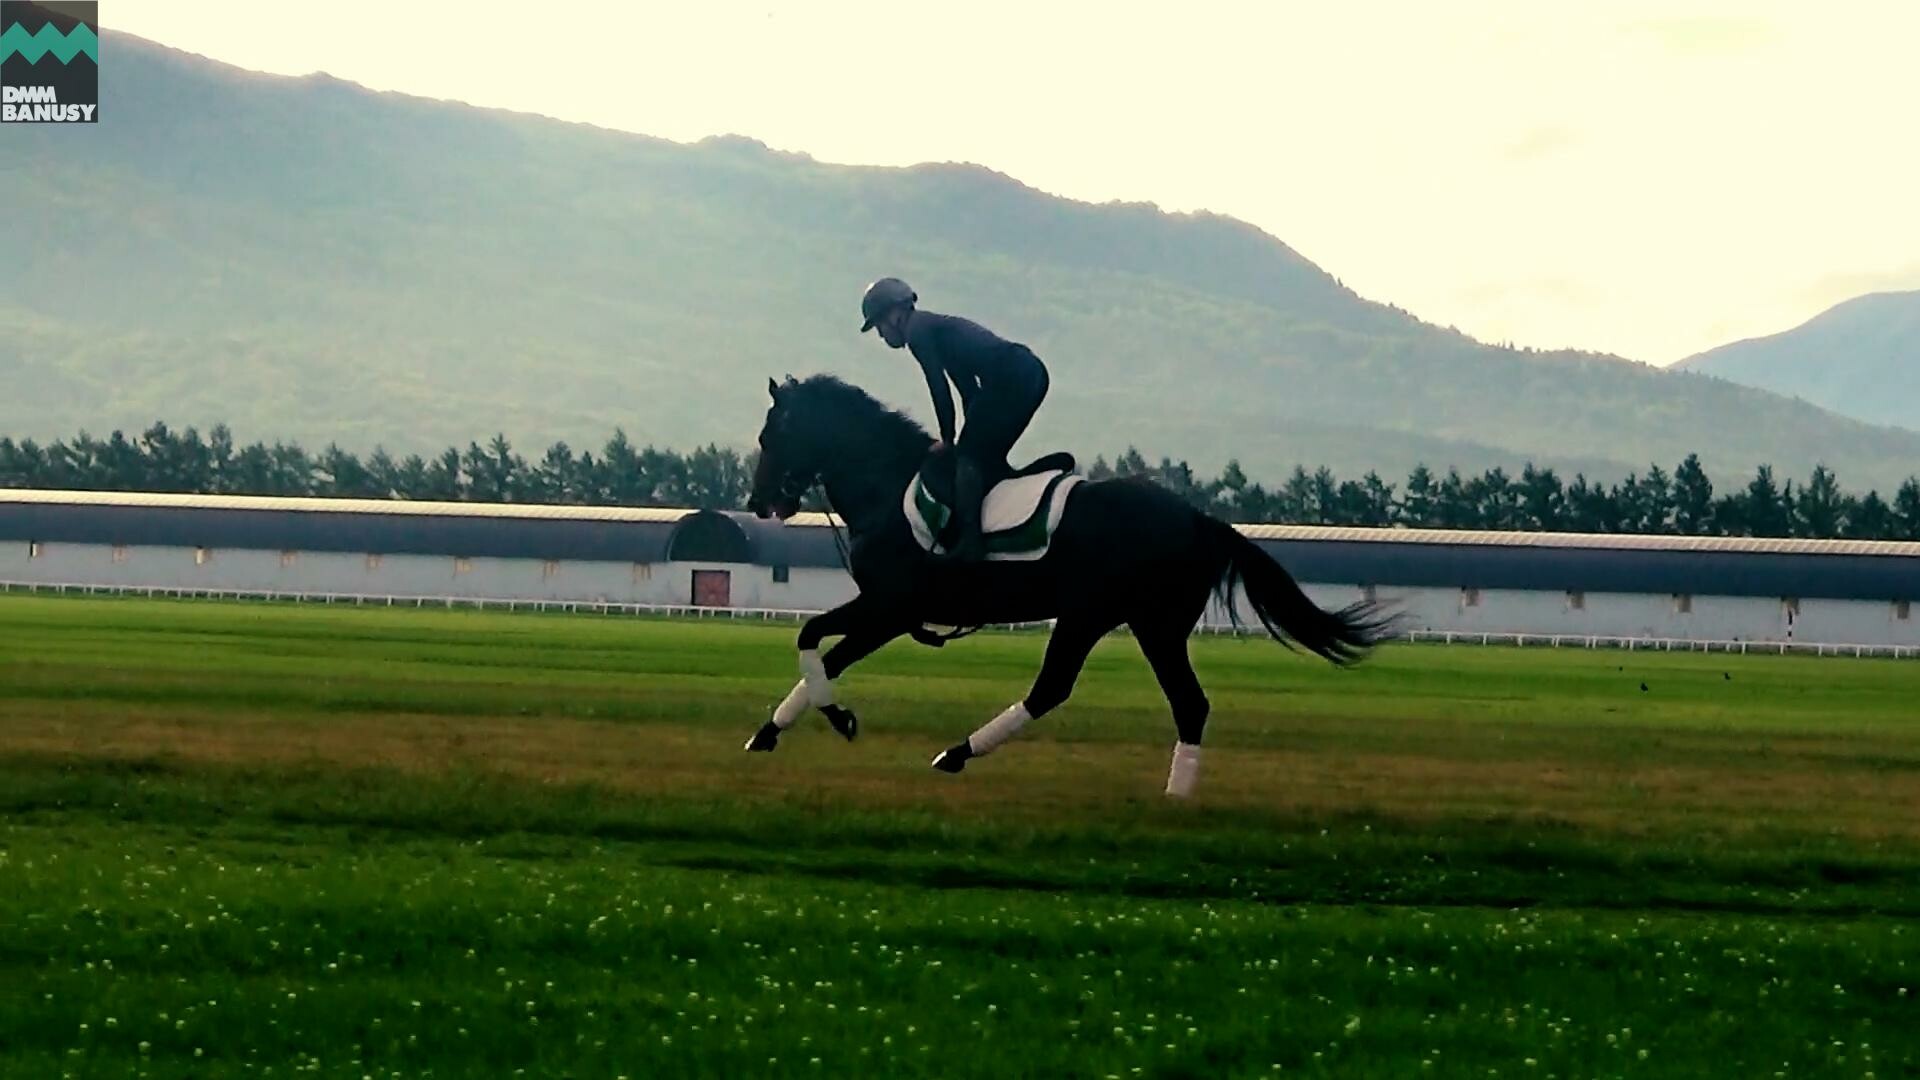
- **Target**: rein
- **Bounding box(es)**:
[796,465,984,646]
[771,376,989,639]
[788,470,853,576]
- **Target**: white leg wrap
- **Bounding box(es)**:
[799,648,833,708]
[1166,742,1203,798]
[966,702,1031,757]
[771,679,808,730]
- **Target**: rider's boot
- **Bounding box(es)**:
[937,455,989,564]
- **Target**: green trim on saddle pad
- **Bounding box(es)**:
[904,469,1083,562]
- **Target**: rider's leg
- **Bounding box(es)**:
[946,452,989,561]
[942,361,1045,563]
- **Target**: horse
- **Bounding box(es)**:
[741,374,1392,796]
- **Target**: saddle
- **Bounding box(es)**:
[904,451,1083,562]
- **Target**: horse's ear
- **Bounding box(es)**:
[768,377,781,401]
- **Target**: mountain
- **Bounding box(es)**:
[1675,292,1920,433]
[6,33,1920,490]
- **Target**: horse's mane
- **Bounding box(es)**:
[789,374,932,457]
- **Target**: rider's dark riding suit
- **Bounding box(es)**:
[861,279,1049,563]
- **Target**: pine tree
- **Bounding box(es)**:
[600,430,645,504]
[1278,466,1314,523]
[1564,474,1619,533]
[1894,478,1920,540]
[363,448,401,500]
[1216,459,1249,520]
[1672,453,1715,535]
[1310,467,1340,524]
[319,444,381,498]
[425,447,464,501]
[394,454,431,500]
[1793,465,1846,538]
[1847,491,1894,539]
[1742,465,1791,537]
[1400,464,1436,527]
[1640,464,1674,534]
[533,442,578,503]
[1518,464,1563,531]
[1469,467,1517,530]
[1435,468,1474,529]
[1359,471,1397,527]
[206,425,236,494]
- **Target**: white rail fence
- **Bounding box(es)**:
[5,579,1915,659]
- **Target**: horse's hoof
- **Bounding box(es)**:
[822,704,858,742]
[930,742,972,773]
[744,721,781,752]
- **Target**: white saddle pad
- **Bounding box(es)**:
[905,469,1083,562]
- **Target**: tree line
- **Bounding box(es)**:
[3,422,1919,540]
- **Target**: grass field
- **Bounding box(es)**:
[2,595,1916,1079]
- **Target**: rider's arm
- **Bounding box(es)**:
[919,356,957,447]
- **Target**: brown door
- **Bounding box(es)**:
[692,569,731,608]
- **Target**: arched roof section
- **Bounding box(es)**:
[666,510,755,563]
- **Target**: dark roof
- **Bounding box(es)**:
[1236,525,1920,601]
[1238,523,1920,558]
[667,510,844,567]
[3,491,1915,599]
[1255,537,1917,602]
[732,513,846,567]
[1,495,674,563]
[0,491,849,568]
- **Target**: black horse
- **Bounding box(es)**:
[743,374,1391,796]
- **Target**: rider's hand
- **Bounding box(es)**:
[930,439,949,455]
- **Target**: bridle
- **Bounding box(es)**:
[771,466,816,508]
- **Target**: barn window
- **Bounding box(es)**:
[194,547,212,566]
[772,564,791,584]
[454,557,473,575]
[1460,587,1481,608]
[112,545,129,564]
[1897,600,1911,622]
[280,551,299,568]
[632,563,652,583]
[542,559,561,580]
[1566,591,1586,611]
[366,553,383,571]
[1674,593,1693,614]
[28,541,42,559]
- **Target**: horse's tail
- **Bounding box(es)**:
[1198,514,1397,666]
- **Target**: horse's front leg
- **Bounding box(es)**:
[744,598,906,751]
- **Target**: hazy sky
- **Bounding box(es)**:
[108,1,1920,365]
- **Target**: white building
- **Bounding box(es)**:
[3,489,1917,649]
[1241,524,1919,649]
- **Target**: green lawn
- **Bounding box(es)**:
[1,596,1916,1078]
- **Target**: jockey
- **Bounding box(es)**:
[860,277,1051,563]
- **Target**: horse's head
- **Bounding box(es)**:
[748,376,816,520]
[747,373,932,521]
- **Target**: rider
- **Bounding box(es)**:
[860,277,1050,563]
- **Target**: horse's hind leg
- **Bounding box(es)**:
[1131,593,1213,796]
[931,616,1113,773]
